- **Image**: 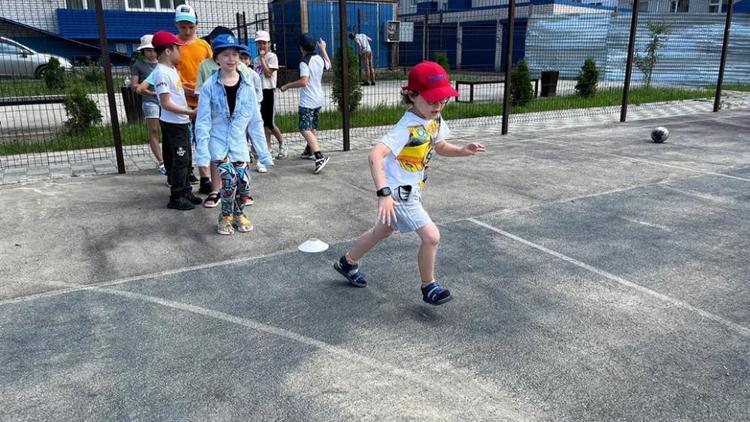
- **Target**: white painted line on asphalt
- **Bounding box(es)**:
[657,184,737,206]
[466,218,750,339]
[617,216,672,232]
[86,286,527,419]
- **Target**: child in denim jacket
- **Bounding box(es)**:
[195,34,266,235]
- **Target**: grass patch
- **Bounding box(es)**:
[275,86,713,132]
[715,83,750,92]
[0,122,148,156]
[0,77,107,97]
[1,86,713,156]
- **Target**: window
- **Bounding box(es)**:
[638,0,649,11]
[66,0,88,9]
[0,42,23,55]
[669,0,688,12]
[710,0,729,12]
[127,0,184,11]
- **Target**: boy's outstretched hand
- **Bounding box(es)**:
[462,142,486,155]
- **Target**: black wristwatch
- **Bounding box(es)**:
[376,187,392,197]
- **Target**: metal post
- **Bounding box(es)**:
[242,12,248,44]
[714,0,734,112]
[423,13,428,61]
[501,0,516,135]
[358,9,363,82]
[338,0,351,151]
[94,0,125,174]
[620,0,640,122]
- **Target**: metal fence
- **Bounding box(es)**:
[0,0,747,172]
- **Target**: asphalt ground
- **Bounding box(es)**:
[1,109,749,421]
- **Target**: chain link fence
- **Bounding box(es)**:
[1,0,747,173]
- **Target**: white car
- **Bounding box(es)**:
[0,37,74,79]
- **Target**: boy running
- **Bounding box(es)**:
[280,33,331,174]
[333,61,485,305]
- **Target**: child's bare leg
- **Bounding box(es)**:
[272,126,284,144]
[300,130,321,152]
[264,127,273,149]
[416,223,440,286]
[146,118,163,162]
[347,222,393,262]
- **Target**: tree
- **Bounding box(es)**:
[510,60,533,107]
[634,21,669,87]
[332,45,363,113]
[575,57,599,98]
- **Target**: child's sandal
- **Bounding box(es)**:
[421,282,452,305]
[203,192,220,208]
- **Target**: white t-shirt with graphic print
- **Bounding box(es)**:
[379,111,450,190]
[152,63,190,125]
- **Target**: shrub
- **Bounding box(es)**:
[332,45,363,113]
[81,66,105,85]
[44,57,66,90]
[433,51,450,71]
[510,59,533,107]
[575,57,599,98]
[63,84,102,134]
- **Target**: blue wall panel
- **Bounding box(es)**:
[427,23,458,68]
[460,20,496,71]
[57,9,174,41]
[276,1,393,69]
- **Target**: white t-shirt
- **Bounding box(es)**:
[299,55,329,109]
[252,51,279,90]
[355,33,372,53]
[380,111,450,189]
[152,63,190,124]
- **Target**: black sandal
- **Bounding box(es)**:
[203,191,220,208]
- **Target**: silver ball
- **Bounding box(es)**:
[651,127,669,143]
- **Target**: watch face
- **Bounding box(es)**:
[378,187,391,197]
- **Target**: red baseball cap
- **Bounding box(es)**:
[406,61,459,103]
[151,31,186,49]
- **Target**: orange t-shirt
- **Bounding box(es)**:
[176,37,212,107]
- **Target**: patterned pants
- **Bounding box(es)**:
[216,161,251,216]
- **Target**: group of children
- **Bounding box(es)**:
[128,5,330,219]
[129,6,486,306]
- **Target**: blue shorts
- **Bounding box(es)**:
[299,106,321,131]
[142,101,160,119]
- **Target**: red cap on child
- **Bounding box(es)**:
[151,31,186,49]
[405,61,459,103]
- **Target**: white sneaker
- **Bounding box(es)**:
[277,143,288,159]
[256,162,268,173]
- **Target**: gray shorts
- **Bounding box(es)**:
[389,185,432,233]
[142,101,160,119]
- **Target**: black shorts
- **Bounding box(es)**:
[260,89,276,129]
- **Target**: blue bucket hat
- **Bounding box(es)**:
[298,33,317,51]
[212,34,242,52]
